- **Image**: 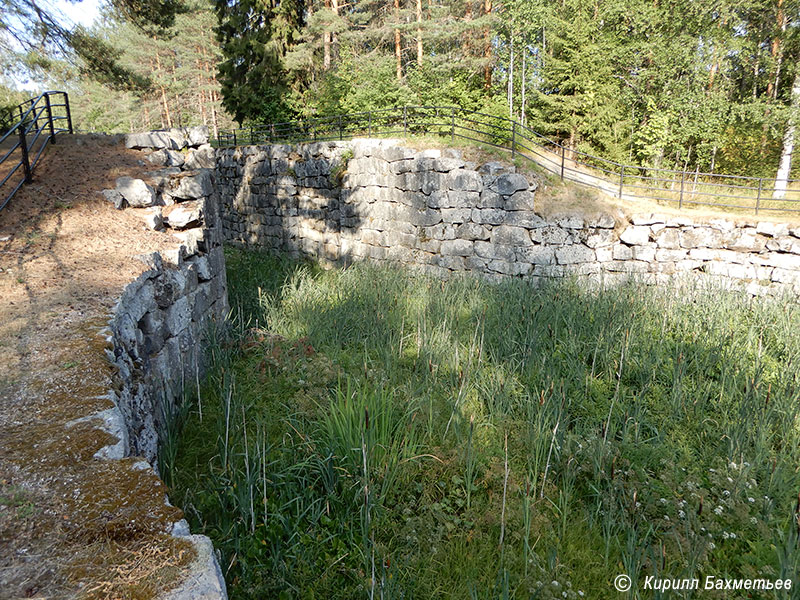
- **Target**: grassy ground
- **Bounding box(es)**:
[167,248,800,599]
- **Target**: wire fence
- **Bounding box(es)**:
[0,91,73,212]
[214,106,800,216]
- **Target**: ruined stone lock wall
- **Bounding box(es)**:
[216,138,800,297]
[91,126,230,599]
[110,127,229,464]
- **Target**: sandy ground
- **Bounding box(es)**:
[0,135,193,599]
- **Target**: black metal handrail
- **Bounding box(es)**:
[214,106,800,216]
[0,91,73,212]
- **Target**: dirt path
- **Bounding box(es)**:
[0,135,194,599]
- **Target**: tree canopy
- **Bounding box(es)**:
[4,0,800,180]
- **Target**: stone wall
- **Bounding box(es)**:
[216,139,800,297]
[109,126,229,462]
[103,127,229,599]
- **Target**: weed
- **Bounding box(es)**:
[168,249,800,599]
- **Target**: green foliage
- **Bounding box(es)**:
[215,0,304,124]
[168,249,800,599]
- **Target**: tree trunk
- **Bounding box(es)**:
[767,0,786,100]
[332,0,339,59]
[416,0,423,66]
[773,70,800,199]
[508,31,514,119]
[395,0,402,79]
[521,39,526,126]
[154,51,172,129]
[324,0,332,70]
[211,90,220,140]
[196,56,208,126]
[483,0,492,89]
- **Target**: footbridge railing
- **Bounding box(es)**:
[214,106,800,216]
[0,91,73,212]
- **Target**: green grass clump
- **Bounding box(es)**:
[167,247,800,599]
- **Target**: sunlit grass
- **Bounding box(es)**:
[166,248,800,599]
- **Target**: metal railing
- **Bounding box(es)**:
[0,91,73,212]
[214,106,800,216]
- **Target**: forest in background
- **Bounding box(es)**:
[1,0,800,180]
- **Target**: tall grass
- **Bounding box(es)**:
[167,247,800,598]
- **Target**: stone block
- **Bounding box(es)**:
[555,245,595,264]
[529,226,570,245]
[655,249,687,262]
[612,244,633,260]
[488,259,531,276]
[517,245,555,265]
[490,225,532,246]
[448,191,480,208]
[726,229,766,252]
[680,227,727,249]
[163,201,204,230]
[447,170,483,192]
[505,190,536,211]
[654,228,681,249]
[504,211,546,229]
[619,225,650,245]
[170,170,214,200]
[478,189,504,208]
[165,295,191,336]
[756,221,790,237]
[455,223,489,241]
[583,229,615,248]
[116,176,156,208]
[437,255,465,270]
[493,173,529,195]
[440,239,474,256]
[474,241,515,261]
[471,208,506,225]
[555,215,584,229]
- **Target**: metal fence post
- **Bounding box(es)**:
[63,92,73,134]
[233,130,237,146]
[339,115,343,140]
[755,178,763,214]
[560,145,565,180]
[30,98,37,131]
[403,106,408,135]
[679,170,685,209]
[618,165,625,199]
[18,123,32,183]
[368,111,372,137]
[451,108,455,144]
[44,93,56,144]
